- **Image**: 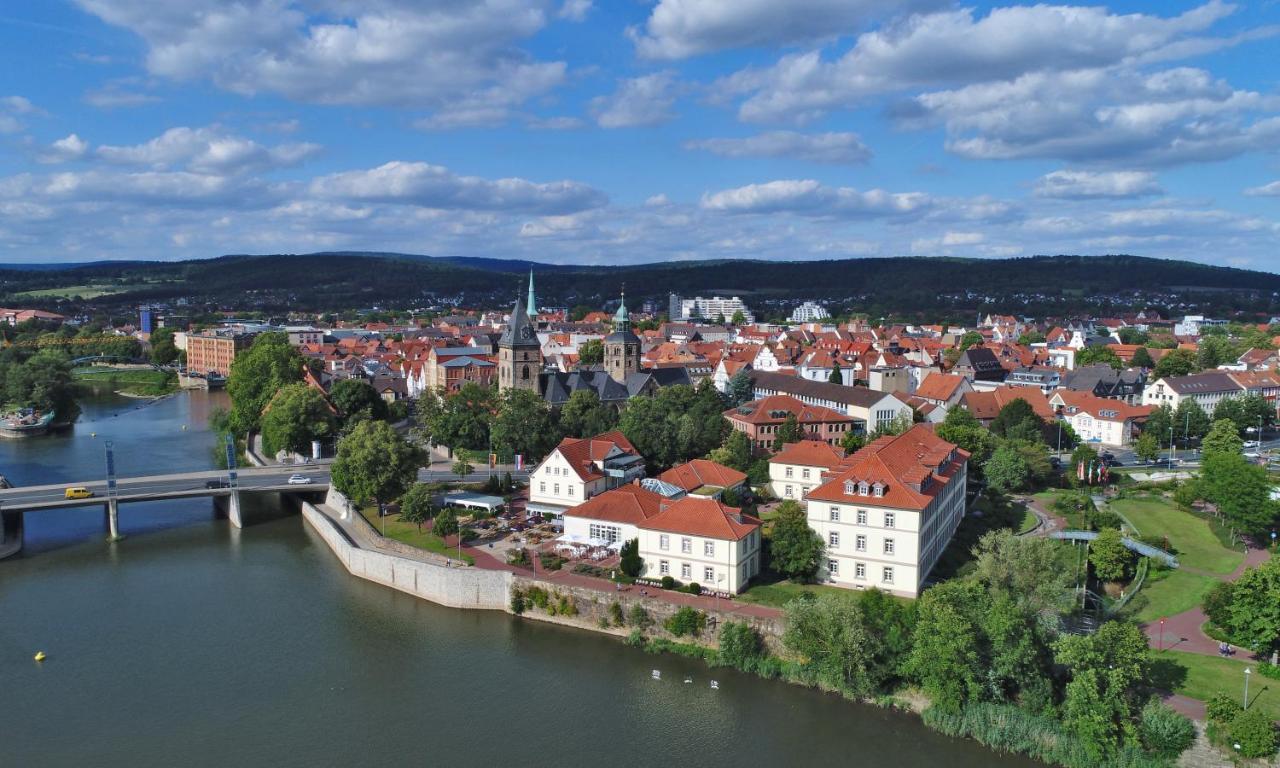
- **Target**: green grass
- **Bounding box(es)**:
[15,284,128,299]
[1017,507,1039,535]
[73,368,177,397]
[358,507,474,565]
[1151,652,1280,723]
[1123,568,1217,623]
[737,578,905,609]
[1109,496,1244,575]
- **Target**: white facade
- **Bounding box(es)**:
[638,526,761,594]
[680,296,755,324]
[788,301,830,323]
[770,461,827,500]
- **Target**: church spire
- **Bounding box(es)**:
[612,287,630,333]
[526,269,536,318]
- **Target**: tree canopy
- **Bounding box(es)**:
[331,420,424,508]
[768,500,824,582]
[226,332,304,434]
[329,378,389,428]
[260,382,335,456]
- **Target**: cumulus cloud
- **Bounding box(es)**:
[39,134,91,164]
[310,161,607,215]
[1034,170,1163,199]
[590,72,678,128]
[97,127,320,175]
[722,2,1241,123]
[685,131,871,164]
[0,96,39,134]
[631,0,946,59]
[1245,181,1280,197]
[558,0,591,22]
[74,0,567,123]
[700,179,930,218]
[83,79,159,108]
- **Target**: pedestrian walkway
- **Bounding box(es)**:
[1142,544,1272,660]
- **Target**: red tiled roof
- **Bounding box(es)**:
[565,484,663,525]
[639,496,760,541]
[961,388,1055,422]
[1049,389,1152,421]
[914,372,967,402]
[724,394,853,426]
[769,440,846,469]
[657,459,747,492]
[552,431,638,482]
[805,424,968,511]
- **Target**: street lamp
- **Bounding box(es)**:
[1169,426,1176,466]
[1244,667,1252,709]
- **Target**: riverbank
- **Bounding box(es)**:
[73,368,178,398]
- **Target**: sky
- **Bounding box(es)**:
[0,0,1278,269]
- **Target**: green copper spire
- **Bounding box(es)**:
[526,269,536,317]
[612,289,630,331]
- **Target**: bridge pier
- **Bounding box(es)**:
[227,490,243,529]
[0,509,22,560]
[105,498,123,541]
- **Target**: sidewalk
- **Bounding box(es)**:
[1142,544,1271,660]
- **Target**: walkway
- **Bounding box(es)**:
[1016,494,1066,538]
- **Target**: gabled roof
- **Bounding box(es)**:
[769,440,846,469]
[639,496,760,541]
[1049,389,1152,421]
[806,424,968,511]
[914,372,968,402]
[565,484,664,525]
[550,431,638,482]
[962,387,1055,421]
[657,459,747,492]
[1158,371,1243,395]
[747,370,899,408]
[725,394,853,425]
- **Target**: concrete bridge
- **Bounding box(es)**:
[0,467,329,557]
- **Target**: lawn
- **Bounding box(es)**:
[1109,496,1244,575]
[1151,652,1280,723]
[737,578,905,610]
[1017,506,1039,535]
[15,284,128,299]
[358,507,474,565]
[1124,568,1217,623]
[73,368,178,397]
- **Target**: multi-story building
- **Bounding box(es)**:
[637,496,762,594]
[525,431,646,518]
[185,329,255,377]
[655,459,747,499]
[769,440,846,500]
[678,296,755,324]
[747,371,914,434]
[804,425,968,599]
[1141,371,1246,413]
[424,346,497,392]
[562,483,664,548]
[1048,390,1152,447]
[724,394,856,454]
[788,301,830,323]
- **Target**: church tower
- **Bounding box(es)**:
[499,291,542,393]
[604,291,641,384]
[526,269,537,319]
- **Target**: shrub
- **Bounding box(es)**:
[628,604,653,630]
[1229,708,1278,759]
[619,538,643,578]
[1084,509,1124,531]
[1201,581,1235,629]
[525,586,550,610]
[608,601,624,627]
[1138,700,1195,758]
[507,548,530,567]
[509,589,526,615]
[686,582,702,596]
[660,575,676,590]
[624,629,646,647]
[539,552,565,571]
[555,593,578,616]
[1206,692,1242,725]
[718,622,764,671]
[664,606,707,638]
[1258,663,1280,682]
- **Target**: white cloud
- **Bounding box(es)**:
[74,0,567,120]
[631,0,945,60]
[1245,181,1280,197]
[685,131,871,164]
[97,127,320,174]
[310,161,607,215]
[1034,170,1163,199]
[558,0,591,22]
[83,78,158,108]
[700,179,930,218]
[590,72,678,128]
[0,96,39,134]
[39,134,91,164]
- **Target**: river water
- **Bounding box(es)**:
[0,391,1036,767]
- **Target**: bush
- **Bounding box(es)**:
[660,575,676,590]
[625,628,646,647]
[1206,692,1242,725]
[539,552,565,571]
[509,588,526,615]
[628,603,653,630]
[718,622,764,671]
[554,593,578,616]
[1229,708,1278,759]
[1201,581,1234,629]
[1085,509,1124,531]
[619,538,643,578]
[1258,662,1280,682]
[1138,700,1195,759]
[608,601,624,627]
[664,606,707,638]
[686,582,702,596]
[507,548,530,567]
[525,586,550,611]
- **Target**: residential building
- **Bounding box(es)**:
[747,370,913,433]
[185,329,255,377]
[1060,365,1146,404]
[1048,390,1152,447]
[1173,315,1226,336]
[724,394,856,454]
[0,307,67,326]
[425,346,497,392]
[526,431,647,518]
[1141,371,1245,413]
[805,425,968,599]
[788,301,830,323]
[913,373,972,408]
[678,296,755,324]
[961,387,1055,426]
[637,496,762,593]
[656,459,747,499]
[562,483,664,547]
[952,347,1006,383]
[769,440,846,500]
[1005,366,1061,394]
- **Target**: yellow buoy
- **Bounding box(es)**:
[33,651,46,662]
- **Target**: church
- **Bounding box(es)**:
[497,273,691,407]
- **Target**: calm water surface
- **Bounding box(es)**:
[0,391,1038,767]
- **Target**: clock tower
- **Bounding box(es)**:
[604,291,641,384]
[498,291,542,393]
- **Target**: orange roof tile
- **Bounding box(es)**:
[565,484,663,525]
[657,459,747,492]
[639,496,760,541]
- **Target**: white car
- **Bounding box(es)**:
[1243,440,1260,448]
[287,474,313,485]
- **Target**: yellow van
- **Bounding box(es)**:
[64,487,94,500]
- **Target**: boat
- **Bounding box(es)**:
[0,409,55,439]
[651,669,660,680]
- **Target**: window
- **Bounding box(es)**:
[884,512,895,529]
[681,563,691,579]
[828,531,840,548]
[785,466,793,478]
[704,541,715,557]
[829,506,840,522]
[704,566,715,583]
[659,534,669,551]
[539,482,546,493]
[884,538,895,555]
[855,534,866,552]
[589,524,620,543]
[785,486,793,498]
[856,509,867,525]
[802,468,810,479]
[855,562,866,580]
[882,567,894,584]
[568,486,575,497]
[681,538,692,554]
[873,483,885,498]
[553,484,559,495]
[659,560,669,575]
[858,481,869,496]
[827,560,839,576]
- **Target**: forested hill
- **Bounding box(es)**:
[1,252,1278,317]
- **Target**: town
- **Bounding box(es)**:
[4,267,1280,766]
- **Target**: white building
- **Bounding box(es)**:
[562,483,663,547]
[1048,390,1153,447]
[1173,315,1227,337]
[526,431,646,518]
[637,496,762,594]
[769,440,847,501]
[679,296,755,324]
[788,301,830,323]
[804,425,968,598]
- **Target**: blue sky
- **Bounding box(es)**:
[0,0,1278,269]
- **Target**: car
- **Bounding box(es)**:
[287,474,313,485]
[205,479,230,489]
[64,486,94,499]
[1243,440,1260,448]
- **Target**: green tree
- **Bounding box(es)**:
[936,407,997,466]
[768,500,824,582]
[427,383,496,451]
[452,448,475,480]
[990,398,1040,440]
[149,326,179,365]
[971,529,1072,614]
[398,482,437,532]
[226,332,304,434]
[619,538,643,577]
[491,388,557,461]
[905,581,987,712]
[329,378,388,428]
[1054,621,1151,759]
[1089,528,1134,583]
[3,350,79,422]
[1153,348,1199,379]
[1201,452,1276,536]
[1202,418,1243,458]
[727,368,754,407]
[1076,346,1123,370]
[783,593,890,698]
[1229,708,1278,759]
[331,420,424,511]
[1134,431,1160,463]
[1222,557,1280,654]
[260,382,336,456]
[433,508,459,538]
[731,309,747,325]
[958,331,984,350]
[708,429,753,472]
[1017,330,1046,345]
[577,339,603,366]
[828,361,842,384]
[1129,347,1154,368]
[772,412,803,451]
[718,622,764,671]
[1172,398,1210,441]
[557,389,617,438]
[1213,393,1273,436]
[1196,334,1236,370]
[1117,327,1149,345]
[1144,403,1173,447]
[618,383,728,472]
[840,431,867,454]
[985,443,1031,493]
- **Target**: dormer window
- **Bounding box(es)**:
[843,479,855,495]
[872,482,885,498]
[858,481,869,496]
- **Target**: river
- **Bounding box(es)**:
[0,391,1037,767]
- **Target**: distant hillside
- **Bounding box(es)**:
[1,252,1277,319]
